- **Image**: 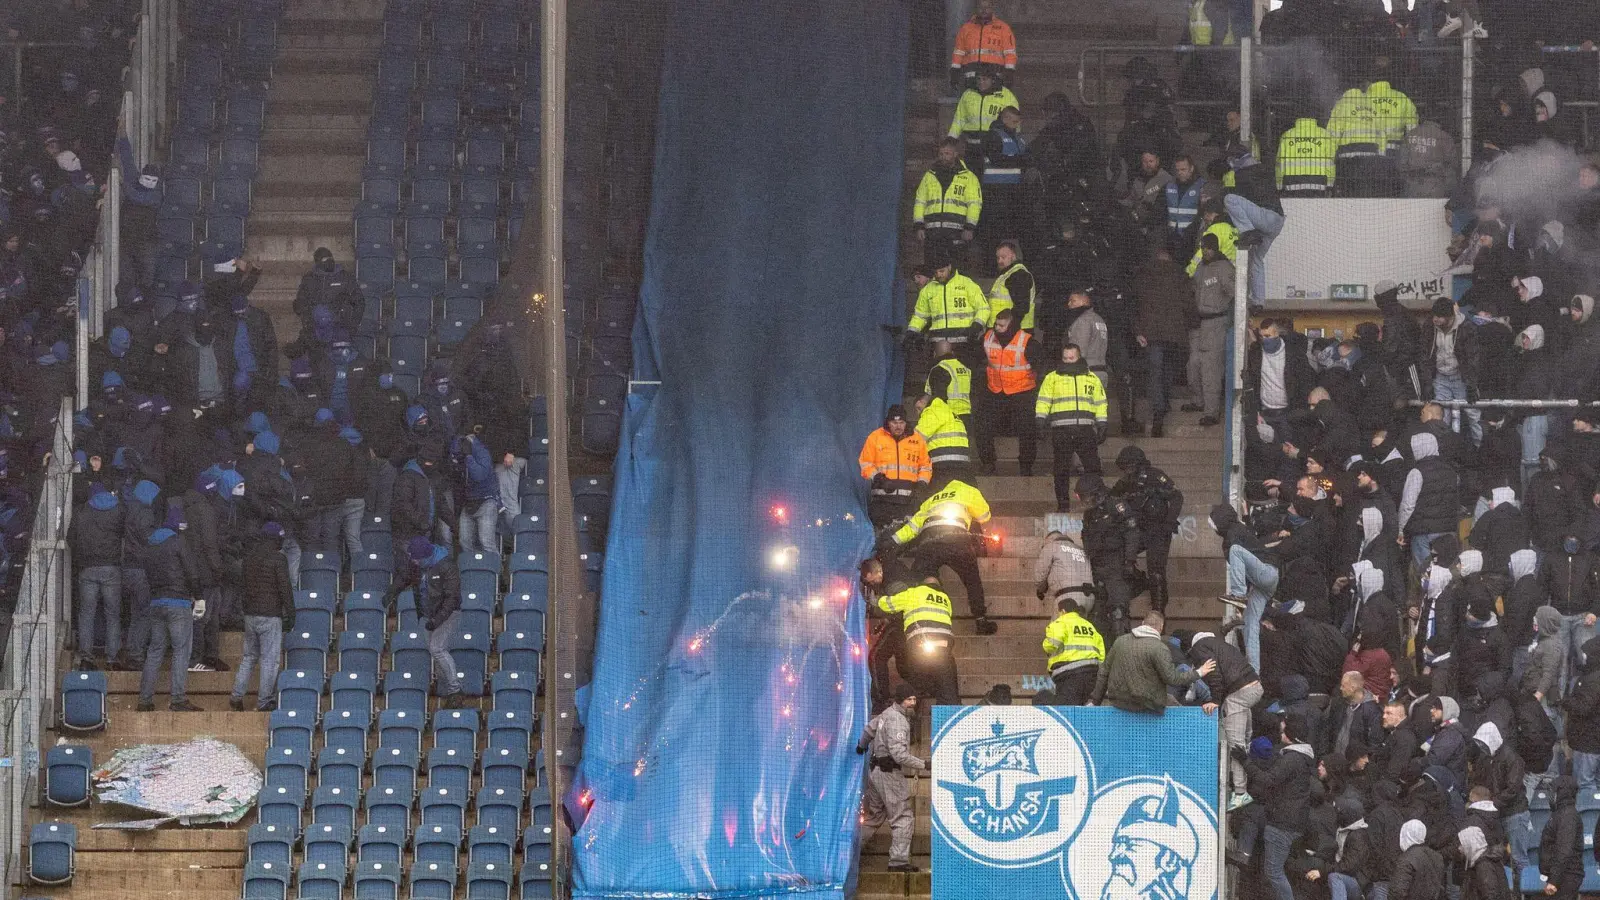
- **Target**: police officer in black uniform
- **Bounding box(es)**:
[1075,473,1143,638]
[1110,445,1185,612]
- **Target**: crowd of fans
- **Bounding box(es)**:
[860,0,1600,891]
[0,2,140,614]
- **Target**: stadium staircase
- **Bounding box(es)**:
[247,0,385,343]
[860,2,1227,893]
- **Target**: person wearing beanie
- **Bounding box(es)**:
[393,444,443,561]
[138,503,203,712]
[1235,712,1316,900]
[1422,296,1484,443]
[68,482,125,670]
[858,404,931,526]
[114,135,160,288]
[855,682,925,873]
[422,368,474,441]
[388,537,464,706]
[353,362,410,459]
[231,522,294,712]
[293,246,362,329]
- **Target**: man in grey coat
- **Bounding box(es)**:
[1190,233,1235,427]
[1065,290,1110,394]
[858,684,926,873]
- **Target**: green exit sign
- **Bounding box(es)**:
[1330,284,1369,301]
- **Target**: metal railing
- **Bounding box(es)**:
[1078,43,1243,113]
[0,399,76,888]
[75,0,179,408]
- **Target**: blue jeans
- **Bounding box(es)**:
[1505,809,1535,871]
[1432,371,1480,444]
[1329,872,1363,900]
[1410,532,1449,577]
[1225,192,1285,307]
[1368,883,1389,900]
[340,498,365,565]
[1228,544,1280,671]
[1262,825,1299,900]
[1146,340,1178,418]
[232,615,283,708]
[458,498,498,554]
[1574,752,1600,794]
[282,534,302,591]
[428,610,462,696]
[121,566,151,662]
[1521,414,1548,492]
[77,565,122,660]
[139,602,194,705]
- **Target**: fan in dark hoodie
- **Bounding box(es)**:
[136,506,202,713]
[1238,713,1317,900]
[1565,635,1600,793]
[1540,776,1585,900]
[1459,824,1511,900]
[1324,794,1373,900]
[1391,818,1444,900]
[68,483,125,669]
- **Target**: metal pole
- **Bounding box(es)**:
[1223,38,1253,507]
[540,0,570,894]
[1461,35,1474,175]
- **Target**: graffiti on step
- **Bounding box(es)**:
[1020,675,1053,692]
[1045,514,1201,543]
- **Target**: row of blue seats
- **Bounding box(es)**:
[269,670,537,745]
[365,122,528,173]
[242,854,551,899]
[360,163,531,211]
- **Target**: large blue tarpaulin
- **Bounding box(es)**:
[571,1,908,897]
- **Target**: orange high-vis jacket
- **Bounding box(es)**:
[951,17,1017,71]
[858,428,932,498]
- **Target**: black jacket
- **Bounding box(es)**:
[179,489,224,590]
[239,535,294,621]
[1565,636,1600,755]
[1462,855,1511,900]
[1420,317,1485,393]
[392,551,461,629]
[68,495,124,569]
[293,264,362,324]
[392,460,439,541]
[143,531,199,601]
[1325,696,1384,757]
[1540,778,1585,894]
[1468,503,1530,577]
[1187,635,1258,698]
[1391,843,1445,900]
[1543,550,1600,617]
[1244,743,1316,832]
[1526,468,1582,552]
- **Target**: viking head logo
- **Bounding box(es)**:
[1103,779,1198,900]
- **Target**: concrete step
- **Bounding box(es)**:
[269,73,377,108]
[283,0,387,21]
[259,153,365,186]
[259,130,368,157]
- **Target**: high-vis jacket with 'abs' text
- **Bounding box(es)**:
[1044,610,1105,675]
[925,357,973,416]
[892,479,992,545]
[879,584,955,642]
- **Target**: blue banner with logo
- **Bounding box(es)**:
[931,706,1220,900]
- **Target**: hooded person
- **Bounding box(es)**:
[293,246,362,327]
[1540,775,1586,899]
[1422,696,1470,790]
[1458,825,1510,900]
[1542,534,1600,691]
[1559,294,1600,404]
[1525,446,1582,554]
[1457,552,1509,678]
[1347,559,1403,668]
[137,504,203,713]
[1327,794,1373,900]
[387,536,464,706]
[68,482,125,669]
[1354,499,1403,601]
[1415,535,1462,696]
[1468,486,1529,577]
[1398,431,1461,572]
[1564,634,1600,792]
[1238,712,1317,900]
[1470,721,1528,828]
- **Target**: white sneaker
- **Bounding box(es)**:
[1228,792,1254,811]
[188,662,216,672]
[1437,15,1462,36]
[1467,22,1488,37]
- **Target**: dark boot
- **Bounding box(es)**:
[1150,574,1169,613]
[1150,416,1165,438]
[1121,416,1144,436]
[1109,607,1130,640]
[973,616,998,636]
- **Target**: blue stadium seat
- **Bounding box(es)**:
[581,390,622,455]
[60,671,107,732]
[157,211,196,246]
[461,166,501,205]
[491,671,536,717]
[212,163,255,208]
[420,92,461,129]
[292,590,336,647]
[465,126,506,168]
[44,746,91,807]
[481,745,528,793]
[410,861,457,900]
[364,784,416,836]
[265,744,309,796]
[220,126,260,167]
[467,860,514,900]
[378,708,425,754]
[469,824,515,868]
[409,253,448,285]
[504,586,547,636]
[171,131,211,168]
[528,800,555,845]
[382,670,429,717]
[269,709,315,757]
[322,708,371,756]
[304,822,353,870]
[283,628,329,675]
[427,57,470,89]
[277,669,326,720]
[388,336,429,381]
[297,858,347,900]
[487,709,533,756]
[355,202,397,245]
[358,249,398,294]
[357,824,404,866]
[317,746,365,794]
[433,708,481,757]
[225,88,268,133]
[520,845,554,899]
[431,16,472,46]
[370,90,412,127]
[497,626,542,670]
[460,253,500,289]
[420,784,468,831]
[363,162,405,207]
[242,859,290,900]
[337,632,385,680]
[164,166,205,211]
[414,821,462,870]
[428,746,474,794]
[416,126,457,167]
[345,591,387,635]
[411,163,453,206]
[354,859,401,900]
[205,207,247,248]
[395,589,422,630]
[248,823,295,868]
[371,744,420,794]
[512,531,549,556]
[257,782,305,831]
[457,208,497,246]
[390,629,432,681]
